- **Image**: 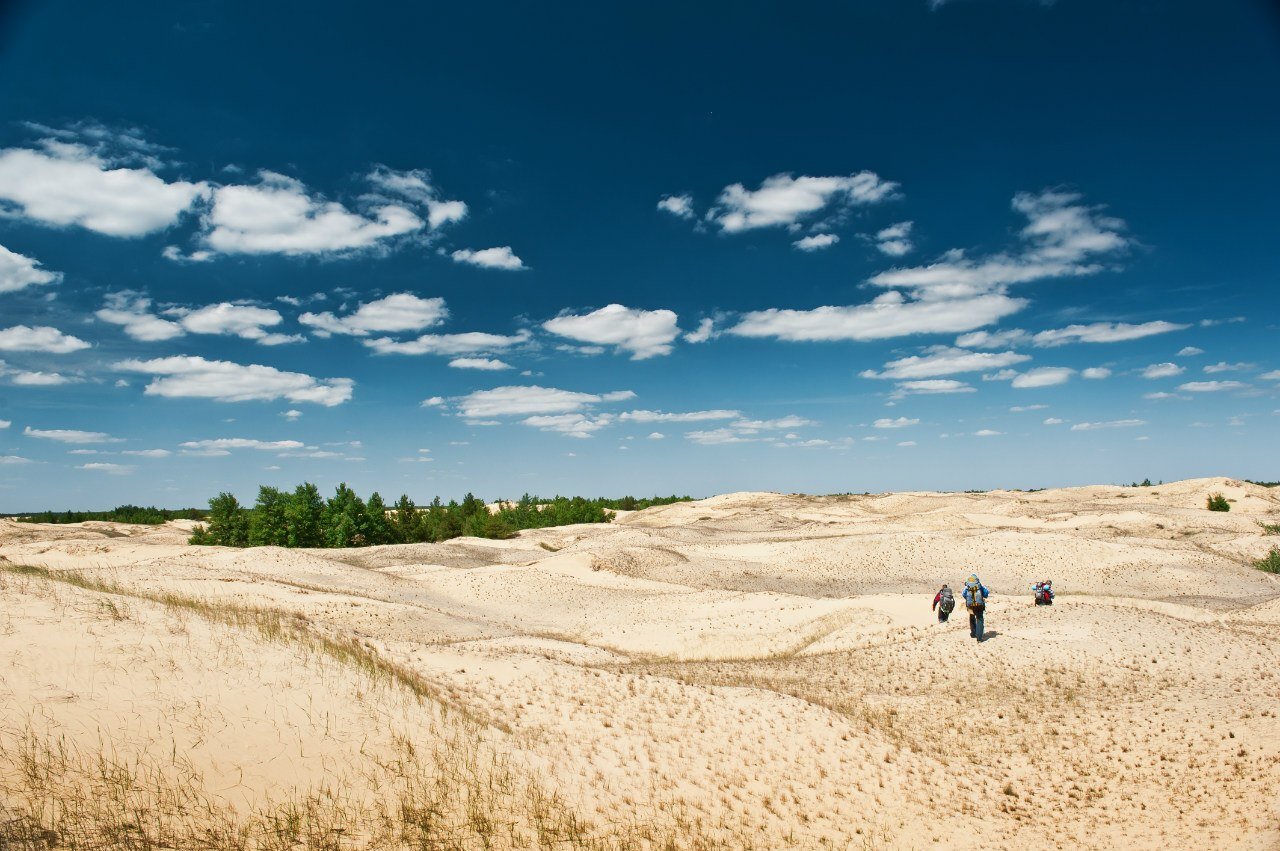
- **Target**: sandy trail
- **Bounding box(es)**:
[1,476,1277,849]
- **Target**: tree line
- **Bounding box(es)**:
[188,484,690,548]
[14,505,207,525]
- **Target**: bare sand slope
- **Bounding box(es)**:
[1,476,1278,849]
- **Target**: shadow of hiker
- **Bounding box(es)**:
[978,630,1001,642]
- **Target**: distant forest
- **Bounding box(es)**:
[13,505,207,525]
[188,485,691,548]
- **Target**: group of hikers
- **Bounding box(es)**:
[930,575,1054,641]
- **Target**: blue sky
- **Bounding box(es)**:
[0,0,1277,509]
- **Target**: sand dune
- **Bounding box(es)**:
[1,476,1278,848]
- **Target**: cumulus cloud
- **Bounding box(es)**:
[973,429,1002,437]
[861,346,1030,380]
[1260,370,1280,381]
[76,462,133,474]
[455,385,635,419]
[179,438,305,453]
[618,409,740,423]
[1032,321,1188,347]
[1070,419,1146,431]
[448,357,513,370]
[0,325,91,353]
[522,413,615,438]
[955,328,1032,349]
[874,221,914,256]
[364,165,467,229]
[1177,346,1204,357]
[1010,367,1074,388]
[543,304,681,359]
[97,293,302,345]
[1203,362,1254,374]
[874,417,919,428]
[202,171,421,256]
[0,244,61,293]
[365,329,531,356]
[869,190,1127,302]
[648,432,665,439]
[11,371,75,386]
[685,428,754,445]
[891,379,976,397]
[1081,367,1111,379]
[451,246,526,271]
[1141,362,1184,379]
[706,172,898,233]
[24,426,121,444]
[121,449,171,457]
[1010,404,1047,412]
[0,141,207,236]
[1177,380,1248,392]
[301,294,447,337]
[1043,417,1064,425]
[95,293,183,341]
[115,356,354,406]
[730,292,1025,343]
[657,194,695,219]
[793,233,839,252]
[683,318,717,344]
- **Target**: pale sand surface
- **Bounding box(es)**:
[1,476,1278,848]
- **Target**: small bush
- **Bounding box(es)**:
[1207,493,1231,512]
[1256,547,1280,574]
[1259,522,1280,535]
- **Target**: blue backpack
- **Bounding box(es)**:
[963,579,985,609]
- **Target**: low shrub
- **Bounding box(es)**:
[1206,493,1231,512]
[1256,547,1280,574]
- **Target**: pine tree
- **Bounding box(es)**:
[391,494,420,543]
[285,482,326,548]
[365,492,394,545]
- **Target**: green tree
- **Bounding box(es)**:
[365,492,395,545]
[1207,493,1231,512]
[193,492,249,546]
[285,482,326,548]
[325,483,370,547]
[248,486,290,547]
[391,494,420,543]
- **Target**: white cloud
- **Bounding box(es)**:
[121,449,171,458]
[0,142,206,236]
[178,302,297,344]
[1070,419,1146,431]
[1177,380,1248,392]
[11,371,74,386]
[892,379,976,396]
[861,346,1030,380]
[1260,370,1280,381]
[421,396,445,407]
[683,318,717,344]
[522,413,614,438]
[24,426,121,444]
[974,429,1002,437]
[76,462,133,474]
[730,292,1025,343]
[647,432,665,440]
[364,165,467,229]
[0,420,9,428]
[874,417,919,429]
[451,246,527,271]
[619,409,740,423]
[1143,391,1186,400]
[0,455,32,464]
[1043,418,1064,425]
[1009,404,1047,412]
[0,325,91,354]
[1203,362,1254,374]
[1032,321,1188,347]
[115,356,354,406]
[1081,367,1111,379]
[955,328,1031,349]
[180,438,305,452]
[544,304,681,359]
[449,357,513,371]
[365,329,530,356]
[685,428,755,445]
[897,440,916,447]
[793,233,839,252]
[1141,362,1184,379]
[1177,346,1204,357]
[657,194,694,219]
[281,409,302,421]
[0,244,61,293]
[301,294,447,337]
[869,191,1127,302]
[202,171,422,255]
[732,415,813,431]
[1011,367,1073,388]
[95,293,184,341]
[455,385,634,419]
[706,172,898,232]
[874,221,914,256]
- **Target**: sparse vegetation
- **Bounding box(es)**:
[1258,521,1280,535]
[188,484,691,548]
[1255,547,1280,574]
[1206,493,1231,512]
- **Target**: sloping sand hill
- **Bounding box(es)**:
[1,477,1277,849]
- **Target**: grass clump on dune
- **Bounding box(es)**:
[1255,547,1280,574]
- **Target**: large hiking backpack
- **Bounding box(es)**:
[964,580,984,610]
[939,587,955,614]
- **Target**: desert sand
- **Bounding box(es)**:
[1,476,1277,849]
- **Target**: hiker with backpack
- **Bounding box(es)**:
[962,574,990,641]
[932,584,955,623]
